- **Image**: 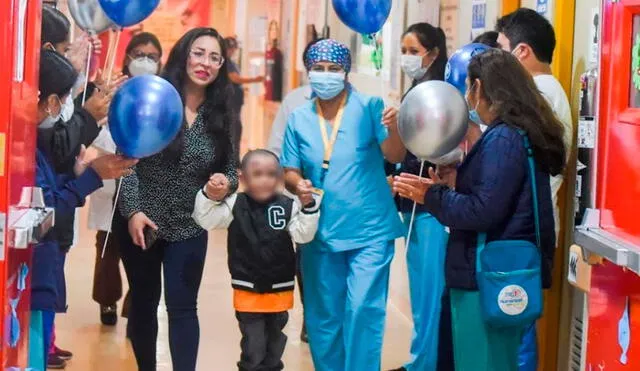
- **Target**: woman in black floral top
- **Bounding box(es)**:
[118,27,238,371]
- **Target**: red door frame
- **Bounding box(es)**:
[0,0,42,368]
[597,0,640,245]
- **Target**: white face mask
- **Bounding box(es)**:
[60,95,74,122]
[40,97,63,129]
[128,57,159,76]
[401,54,429,80]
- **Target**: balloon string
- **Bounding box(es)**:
[106,29,122,87]
[101,177,123,259]
[81,41,93,106]
[405,161,426,250]
[104,29,115,70]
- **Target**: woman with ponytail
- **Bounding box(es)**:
[387,22,450,371]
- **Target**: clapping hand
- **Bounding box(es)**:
[73,145,88,177]
[393,167,449,205]
[382,107,398,130]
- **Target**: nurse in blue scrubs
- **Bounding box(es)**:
[387,23,450,371]
[280,39,406,371]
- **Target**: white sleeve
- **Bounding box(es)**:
[287,199,320,244]
[192,192,237,230]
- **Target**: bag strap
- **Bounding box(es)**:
[517,129,541,249]
[476,129,541,273]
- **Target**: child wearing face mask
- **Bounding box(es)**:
[30,49,138,371]
[192,150,320,371]
[86,32,163,328]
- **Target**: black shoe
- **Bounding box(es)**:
[387,368,406,371]
[300,323,308,343]
[47,354,67,369]
[54,346,73,360]
[100,304,118,326]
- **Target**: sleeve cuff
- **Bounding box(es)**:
[75,167,104,198]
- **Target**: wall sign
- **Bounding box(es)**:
[471,0,487,41]
[536,0,549,16]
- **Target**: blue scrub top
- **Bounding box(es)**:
[281,90,404,252]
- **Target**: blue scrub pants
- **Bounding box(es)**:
[518,323,538,371]
[450,289,523,371]
[403,212,448,371]
[28,310,55,370]
[301,240,394,371]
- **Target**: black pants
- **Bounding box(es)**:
[119,226,208,371]
[236,311,289,371]
[437,291,455,371]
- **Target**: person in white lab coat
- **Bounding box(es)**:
[88,32,163,326]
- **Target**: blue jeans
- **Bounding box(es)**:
[120,229,208,371]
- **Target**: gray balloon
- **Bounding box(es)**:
[398,80,469,160]
[68,0,114,34]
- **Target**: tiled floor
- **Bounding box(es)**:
[56,206,413,371]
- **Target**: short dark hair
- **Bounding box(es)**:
[224,36,239,50]
[496,8,555,63]
[241,149,280,170]
[41,4,70,47]
[39,49,78,101]
[473,31,499,48]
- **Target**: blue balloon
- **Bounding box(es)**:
[98,0,160,27]
[445,43,492,95]
[332,0,391,34]
[109,75,183,158]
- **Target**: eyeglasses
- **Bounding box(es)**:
[189,49,225,67]
[129,51,161,63]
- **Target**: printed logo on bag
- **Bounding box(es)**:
[497,285,528,315]
[267,206,286,230]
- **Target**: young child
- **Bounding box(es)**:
[192,149,320,371]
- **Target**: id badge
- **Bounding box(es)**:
[312,188,324,204]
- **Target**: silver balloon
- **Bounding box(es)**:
[398,80,469,160]
[68,0,114,34]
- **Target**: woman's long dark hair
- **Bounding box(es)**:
[404,23,447,81]
[41,4,70,47]
[122,32,163,77]
[468,49,566,175]
[161,27,235,172]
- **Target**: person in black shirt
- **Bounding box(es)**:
[193,149,319,371]
[118,28,238,371]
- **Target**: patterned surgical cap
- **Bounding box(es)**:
[304,39,352,73]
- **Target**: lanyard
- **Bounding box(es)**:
[315,94,347,178]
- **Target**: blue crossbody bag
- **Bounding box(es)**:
[475,130,543,328]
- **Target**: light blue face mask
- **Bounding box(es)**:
[466,83,487,131]
[309,71,346,100]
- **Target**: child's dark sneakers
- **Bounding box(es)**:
[47,354,67,369]
[54,346,73,360]
[100,304,118,326]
